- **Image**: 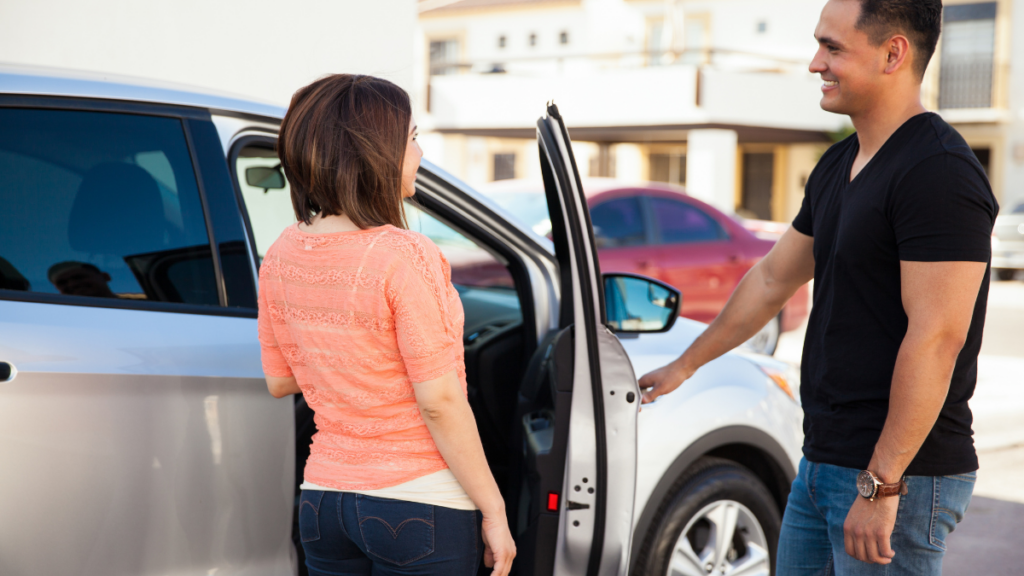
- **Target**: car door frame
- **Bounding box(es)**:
[537,104,640,576]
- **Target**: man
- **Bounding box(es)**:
[48,261,118,298]
[639,0,997,573]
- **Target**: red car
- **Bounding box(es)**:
[478,178,809,355]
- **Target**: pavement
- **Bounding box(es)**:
[775,276,1024,575]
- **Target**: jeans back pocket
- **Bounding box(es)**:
[299,490,325,543]
[356,495,435,566]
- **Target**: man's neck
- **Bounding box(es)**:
[850,96,928,159]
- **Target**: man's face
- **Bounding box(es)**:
[810,0,892,116]
[53,266,114,297]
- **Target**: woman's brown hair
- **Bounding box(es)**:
[278,74,411,229]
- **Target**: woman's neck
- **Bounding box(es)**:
[299,213,363,234]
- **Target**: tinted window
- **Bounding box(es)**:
[590,197,646,248]
[0,108,218,305]
[650,197,725,244]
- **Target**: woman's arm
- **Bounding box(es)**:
[266,376,300,398]
[413,370,516,576]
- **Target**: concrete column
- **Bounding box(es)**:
[614,143,644,182]
[685,129,738,213]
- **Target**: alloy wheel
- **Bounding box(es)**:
[665,499,770,576]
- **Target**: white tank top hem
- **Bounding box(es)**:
[299,468,478,511]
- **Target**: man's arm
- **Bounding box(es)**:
[640,227,815,403]
[844,260,987,565]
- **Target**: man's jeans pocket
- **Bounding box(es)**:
[299,490,326,543]
[929,472,976,551]
[356,495,435,566]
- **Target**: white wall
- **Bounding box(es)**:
[0,0,417,106]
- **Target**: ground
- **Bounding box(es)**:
[775,277,1024,575]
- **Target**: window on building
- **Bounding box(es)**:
[429,39,460,76]
[529,33,537,47]
[493,153,516,181]
[647,18,666,66]
[757,20,768,34]
[939,3,997,109]
[590,197,647,248]
[0,108,219,306]
[649,197,725,244]
[649,153,686,185]
[741,152,775,221]
[560,31,569,45]
[498,35,506,49]
[681,14,711,65]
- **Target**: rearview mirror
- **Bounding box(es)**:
[604,273,681,333]
[245,165,286,190]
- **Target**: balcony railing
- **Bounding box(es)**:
[939,59,994,109]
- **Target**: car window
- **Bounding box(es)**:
[234,144,296,264]
[650,196,726,244]
[1013,203,1024,214]
[406,202,516,291]
[0,108,219,306]
[590,197,646,248]
[484,191,552,237]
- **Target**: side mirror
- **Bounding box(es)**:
[604,273,681,333]
[245,165,286,190]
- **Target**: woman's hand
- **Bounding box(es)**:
[481,512,516,576]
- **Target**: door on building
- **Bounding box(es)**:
[741,152,774,221]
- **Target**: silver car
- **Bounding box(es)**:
[992,201,1024,280]
[0,66,802,576]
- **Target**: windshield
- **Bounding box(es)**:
[482,191,552,237]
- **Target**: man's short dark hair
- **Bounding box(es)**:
[855,0,942,79]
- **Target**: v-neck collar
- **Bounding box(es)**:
[846,112,934,185]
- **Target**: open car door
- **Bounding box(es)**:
[535,104,641,576]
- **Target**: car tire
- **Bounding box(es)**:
[633,457,781,576]
[745,314,781,356]
[995,268,1017,281]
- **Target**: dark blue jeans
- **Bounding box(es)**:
[776,458,976,575]
[299,490,483,576]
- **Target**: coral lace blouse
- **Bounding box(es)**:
[257,223,466,491]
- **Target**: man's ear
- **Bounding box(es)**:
[884,34,912,75]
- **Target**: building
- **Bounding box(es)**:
[417,0,1024,220]
[0,0,418,105]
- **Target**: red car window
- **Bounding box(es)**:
[591,197,646,248]
[650,197,726,244]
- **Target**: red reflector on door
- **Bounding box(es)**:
[547,492,559,511]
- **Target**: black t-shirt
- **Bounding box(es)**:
[792,112,998,476]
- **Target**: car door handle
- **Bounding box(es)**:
[0,361,17,383]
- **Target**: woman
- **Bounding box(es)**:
[258,74,515,576]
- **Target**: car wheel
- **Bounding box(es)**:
[995,268,1017,281]
[745,314,781,356]
[634,457,781,576]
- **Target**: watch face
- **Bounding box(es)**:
[857,470,876,498]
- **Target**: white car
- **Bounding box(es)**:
[0,66,802,576]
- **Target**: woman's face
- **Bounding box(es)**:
[402,116,422,199]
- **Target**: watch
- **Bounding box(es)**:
[856,470,908,500]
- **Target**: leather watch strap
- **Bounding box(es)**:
[874,478,908,498]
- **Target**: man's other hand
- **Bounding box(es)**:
[843,495,899,564]
[639,361,694,404]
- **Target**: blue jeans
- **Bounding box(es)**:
[776,458,975,575]
[298,490,482,576]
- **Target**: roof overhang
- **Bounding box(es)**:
[434,123,832,143]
